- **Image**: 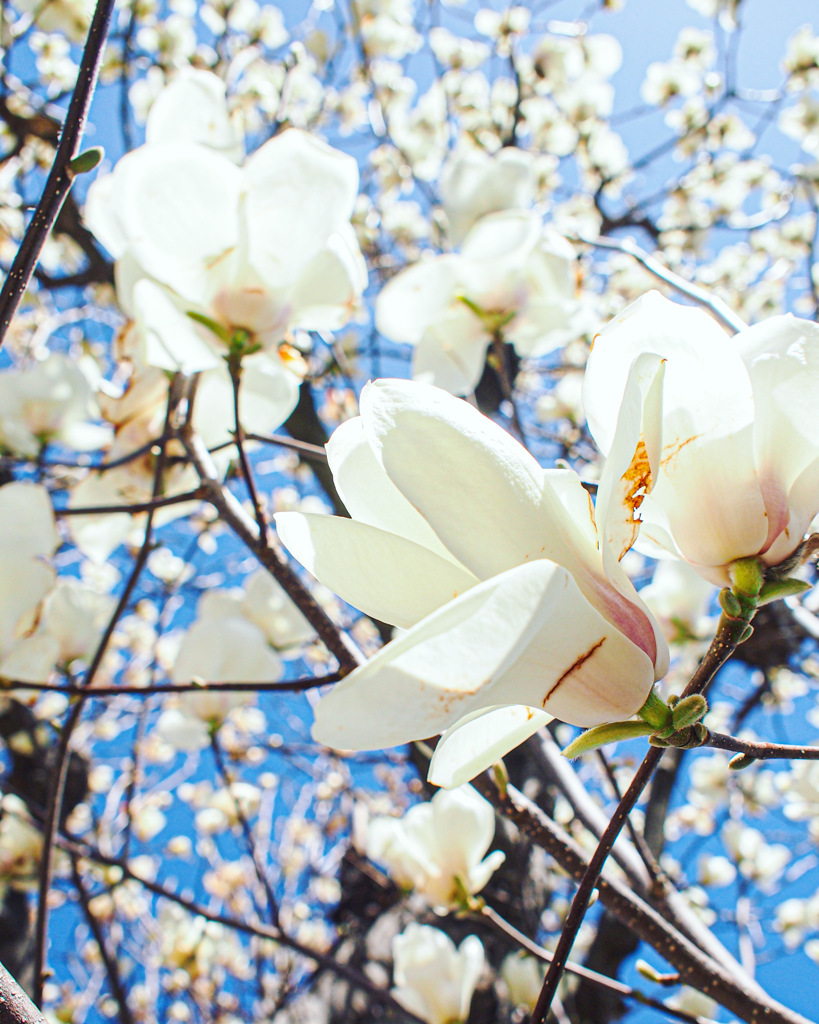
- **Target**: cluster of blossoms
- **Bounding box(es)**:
[4,3,819,1022]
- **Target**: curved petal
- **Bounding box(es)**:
[274,511,478,629]
[191,353,299,448]
[326,415,463,562]
[311,559,654,751]
[584,291,750,457]
[146,69,244,162]
[289,228,368,331]
[243,130,359,289]
[133,279,222,374]
[361,379,550,578]
[0,482,60,559]
[411,310,488,396]
[428,786,496,871]
[428,706,552,788]
[83,172,127,259]
[0,556,55,653]
[115,142,242,304]
[375,256,460,345]
[739,315,819,552]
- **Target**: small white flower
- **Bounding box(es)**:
[391,923,484,1024]
[367,785,505,908]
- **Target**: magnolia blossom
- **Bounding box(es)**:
[85,93,366,441]
[276,378,668,786]
[585,291,819,584]
[0,353,110,458]
[440,146,536,244]
[376,210,588,395]
[0,483,61,683]
[366,785,504,908]
[157,591,283,751]
[391,923,484,1024]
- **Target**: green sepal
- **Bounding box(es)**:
[562,719,655,760]
[670,694,708,730]
[637,687,671,730]
[69,147,104,175]
[757,577,812,606]
[729,557,764,598]
[187,311,233,344]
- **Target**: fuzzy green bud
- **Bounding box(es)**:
[562,719,655,759]
[670,694,708,730]
[729,752,757,771]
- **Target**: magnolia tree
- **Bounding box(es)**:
[4,1,819,1023]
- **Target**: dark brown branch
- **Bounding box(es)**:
[0,961,47,1024]
[0,0,118,347]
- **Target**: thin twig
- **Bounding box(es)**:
[0,0,117,347]
[532,609,769,1024]
[579,235,747,335]
[3,672,340,698]
[181,422,361,675]
[480,906,717,1024]
[704,732,819,761]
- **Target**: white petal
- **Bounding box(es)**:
[428,706,552,788]
[361,379,549,578]
[375,256,460,345]
[0,556,55,653]
[289,227,368,331]
[191,353,299,448]
[146,69,244,162]
[739,315,819,553]
[115,142,242,304]
[172,616,282,683]
[133,279,222,373]
[311,560,654,751]
[411,309,489,396]
[0,483,60,559]
[274,511,478,629]
[83,172,127,259]
[243,130,359,290]
[585,291,750,457]
[325,415,457,561]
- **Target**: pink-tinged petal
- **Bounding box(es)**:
[738,315,819,555]
[145,69,244,162]
[311,560,654,751]
[361,379,551,578]
[115,142,242,304]
[274,511,478,630]
[646,427,768,572]
[375,256,461,345]
[428,706,552,788]
[326,416,459,561]
[412,308,489,396]
[132,279,222,374]
[242,130,359,289]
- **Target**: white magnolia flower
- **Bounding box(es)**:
[0,483,61,683]
[276,377,668,787]
[391,923,484,1024]
[440,146,536,245]
[366,785,505,908]
[501,952,545,1012]
[376,210,587,395]
[0,353,110,458]
[585,291,819,584]
[85,122,366,441]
